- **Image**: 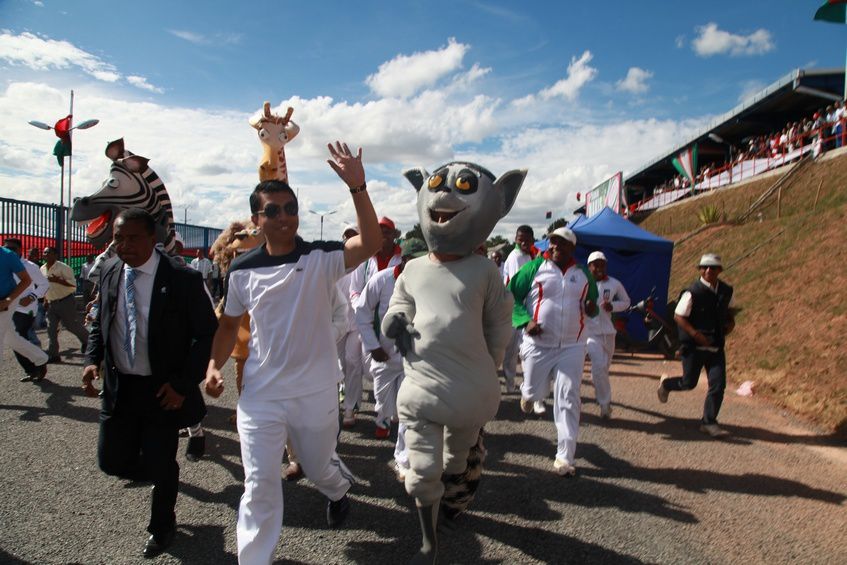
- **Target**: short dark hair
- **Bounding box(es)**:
[43,246,58,254]
[115,208,156,235]
[516,225,534,237]
[250,180,297,213]
[3,237,22,249]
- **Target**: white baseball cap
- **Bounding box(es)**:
[698,253,722,268]
[342,224,359,235]
[587,251,607,264]
[547,227,576,245]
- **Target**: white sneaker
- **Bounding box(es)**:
[657,374,670,403]
[600,404,612,419]
[533,400,546,415]
[553,458,576,477]
[520,397,533,414]
[700,423,730,438]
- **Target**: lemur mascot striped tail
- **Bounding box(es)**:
[71,138,177,282]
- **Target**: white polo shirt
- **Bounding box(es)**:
[224,238,346,400]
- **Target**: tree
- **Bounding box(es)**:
[547,217,567,233]
[485,234,508,249]
[404,223,424,241]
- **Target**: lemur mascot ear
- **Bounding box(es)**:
[383,161,526,564]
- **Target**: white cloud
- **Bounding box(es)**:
[0,39,710,241]
[616,67,653,94]
[738,80,766,104]
[675,35,685,49]
[0,31,120,82]
[168,29,241,46]
[168,29,208,45]
[692,23,775,57]
[539,50,598,101]
[365,38,469,98]
[0,31,166,94]
[126,75,164,94]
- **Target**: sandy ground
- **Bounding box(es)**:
[1,328,845,564]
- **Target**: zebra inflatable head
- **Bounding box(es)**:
[71,138,176,252]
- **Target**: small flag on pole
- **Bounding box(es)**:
[814,0,847,23]
[672,144,698,190]
[52,115,72,167]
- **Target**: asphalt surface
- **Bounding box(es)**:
[1,327,845,564]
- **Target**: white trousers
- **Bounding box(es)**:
[502,327,523,387]
[366,342,408,467]
[586,333,615,407]
[236,386,353,565]
[338,330,365,413]
[365,339,404,429]
[520,341,585,465]
[1,308,48,369]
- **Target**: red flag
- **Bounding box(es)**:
[54,115,72,141]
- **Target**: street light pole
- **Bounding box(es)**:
[309,209,337,240]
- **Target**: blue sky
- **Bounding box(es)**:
[1,0,844,240]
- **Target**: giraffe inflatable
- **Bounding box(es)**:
[249,102,300,183]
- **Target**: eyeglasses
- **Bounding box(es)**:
[700,266,721,271]
[234,228,262,240]
[256,201,298,219]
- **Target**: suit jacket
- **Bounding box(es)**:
[85,248,218,428]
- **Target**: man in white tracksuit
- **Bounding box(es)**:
[345,216,402,426]
[336,225,368,428]
[501,225,538,398]
[354,238,428,478]
[584,251,630,419]
[508,227,598,477]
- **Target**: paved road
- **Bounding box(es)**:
[1,329,845,564]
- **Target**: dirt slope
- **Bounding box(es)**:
[635,151,847,436]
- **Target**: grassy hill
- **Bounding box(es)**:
[635,150,847,437]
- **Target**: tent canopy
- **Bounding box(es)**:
[533,207,674,343]
[567,207,673,253]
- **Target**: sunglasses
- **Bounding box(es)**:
[256,201,298,219]
[234,228,262,240]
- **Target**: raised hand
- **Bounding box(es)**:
[326,141,365,190]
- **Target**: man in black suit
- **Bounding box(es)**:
[82,208,217,558]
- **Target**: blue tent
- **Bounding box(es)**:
[535,207,674,341]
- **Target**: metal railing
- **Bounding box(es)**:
[0,197,222,275]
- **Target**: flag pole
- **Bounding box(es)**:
[67,90,74,260]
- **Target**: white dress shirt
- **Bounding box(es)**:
[110,252,160,375]
[15,259,49,315]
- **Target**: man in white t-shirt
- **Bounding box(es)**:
[501,225,538,398]
[204,141,382,564]
[190,250,213,290]
[584,251,630,419]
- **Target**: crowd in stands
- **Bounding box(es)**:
[649,99,845,200]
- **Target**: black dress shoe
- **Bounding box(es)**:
[47,356,61,364]
[20,374,34,382]
[32,364,47,382]
[326,493,350,528]
[143,528,175,558]
[186,435,205,462]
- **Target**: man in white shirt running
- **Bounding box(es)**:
[584,251,630,419]
[501,225,538,398]
[204,141,381,564]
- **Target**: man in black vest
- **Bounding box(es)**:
[657,254,735,437]
[82,208,218,557]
